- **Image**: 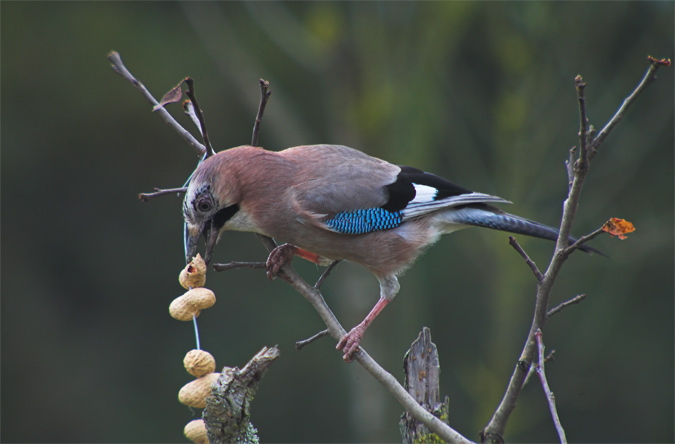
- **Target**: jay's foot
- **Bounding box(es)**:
[336,325,365,362]
[266,244,298,280]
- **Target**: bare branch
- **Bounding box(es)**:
[482,58,668,442]
[107,51,206,158]
[554,75,592,255]
[589,56,671,159]
[561,225,606,257]
[278,265,472,443]
[138,187,187,202]
[184,77,216,158]
[212,261,267,272]
[575,76,590,162]
[523,349,556,387]
[564,146,576,190]
[547,294,587,319]
[315,260,341,289]
[508,236,543,282]
[295,329,329,350]
[251,79,272,147]
[534,330,567,443]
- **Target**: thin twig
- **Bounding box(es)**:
[523,349,556,387]
[107,51,206,158]
[575,76,590,163]
[534,330,567,443]
[315,260,341,289]
[589,56,670,159]
[247,71,282,268]
[553,76,591,256]
[547,294,587,319]
[564,146,576,191]
[138,187,187,202]
[561,225,606,257]
[184,78,216,158]
[508,236,543,282]
[295,329,330,350]
[212,261,267,272]
[252,79,272,147]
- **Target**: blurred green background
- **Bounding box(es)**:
[2,2,673,443]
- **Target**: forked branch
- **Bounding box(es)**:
[481,57,669,443]
[108,51,206,158]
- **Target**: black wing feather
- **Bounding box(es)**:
[382,166,473,212]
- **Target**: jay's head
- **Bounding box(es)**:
[182,153,241,265]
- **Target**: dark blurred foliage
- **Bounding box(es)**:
[2,2,673,443]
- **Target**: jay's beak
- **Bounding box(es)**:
[184,220,219,265]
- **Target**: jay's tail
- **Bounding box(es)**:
[444,204,604,255]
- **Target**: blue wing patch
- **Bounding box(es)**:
[326,208,403,234]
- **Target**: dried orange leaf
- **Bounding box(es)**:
[153,81,184,111]
[602,217,635,240]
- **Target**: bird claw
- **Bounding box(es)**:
[337,326,364,363]
[266,244,298,280]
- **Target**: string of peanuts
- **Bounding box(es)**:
[170,254,217,444]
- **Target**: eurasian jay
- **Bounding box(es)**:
[183,144,597,361]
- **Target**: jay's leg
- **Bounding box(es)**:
[337,298,390,362]
[266,243,326,280]
[337,275,400,362]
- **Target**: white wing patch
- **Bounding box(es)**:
[410,184,438,204]
[402,192,511,219]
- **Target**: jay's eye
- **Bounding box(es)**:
[195,197,213,213]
